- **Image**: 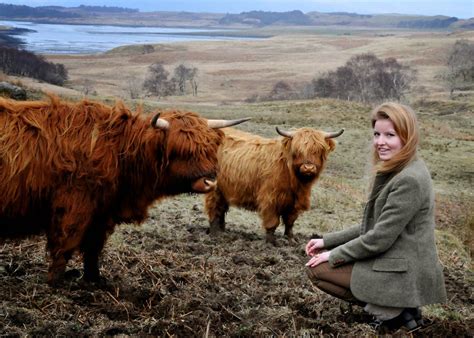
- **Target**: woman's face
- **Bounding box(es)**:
[373,118,403,161]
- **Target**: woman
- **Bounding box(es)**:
[305,102,446,332]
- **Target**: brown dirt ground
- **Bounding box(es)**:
[1,195,472,336]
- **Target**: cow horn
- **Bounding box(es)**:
[276,126,295,138]
[207,117,251,129]
[325,128,345,139]
[151,113,170,130]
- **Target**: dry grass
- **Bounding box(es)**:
[38,29,474,105]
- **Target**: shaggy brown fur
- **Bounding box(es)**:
[0,95,225,284]
[205,127,338,243]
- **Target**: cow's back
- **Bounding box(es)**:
[0,97,125,218]
[216,128,288,209]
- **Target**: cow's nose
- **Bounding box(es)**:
[300,163,317,174]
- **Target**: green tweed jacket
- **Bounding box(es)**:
[323,158,447,308]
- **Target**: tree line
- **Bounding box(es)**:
[0,46,68,85]
[0,4,80,18]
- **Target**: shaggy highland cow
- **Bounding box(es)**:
[0,95,249,284]
[205,126,343,243]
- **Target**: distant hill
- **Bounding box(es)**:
[0,3,138,19]
[0,3,80,19]
[305,12,462,29]
[0,3,471,31]
[219,10,313,26]
[397,17,457,29]
[218,10,467,30]
[74,5,138,13]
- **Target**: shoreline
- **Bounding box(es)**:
[0,20,270,55]
[0,27,35,48]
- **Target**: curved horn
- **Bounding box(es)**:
[151,113,170,130]
[276,126,295,138]
[325,128,345,139]
[207,117,251,129]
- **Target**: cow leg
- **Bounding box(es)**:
[205,188,229,235]
[80,220,109,283]
[47,189,94,285]
[47,220,89,285]
[261,212,280,245]
[282,211,300,240]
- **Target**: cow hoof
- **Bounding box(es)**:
[47,271,67,287]
[62,269,82,281]
[209,229,223,237]
[265,234,277,246]
[208,223,225,236]
[82,275,108,288]
[47,277,62,288]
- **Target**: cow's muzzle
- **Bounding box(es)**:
[192,177,217,193]
[299,163,317,176]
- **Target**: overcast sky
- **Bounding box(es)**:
[5,0,474,19]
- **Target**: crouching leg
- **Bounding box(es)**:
[306,262,364,306]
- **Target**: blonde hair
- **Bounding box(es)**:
[371,102,419,174]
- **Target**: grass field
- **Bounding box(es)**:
[1,26,473,336]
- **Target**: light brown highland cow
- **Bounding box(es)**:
[205,126,343,244]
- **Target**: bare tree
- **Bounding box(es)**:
[445,39,474,97]
[81,79,95,96]
[143,63,174,97]
[172,64,198,95]
[126,76,142,99]
[143,62,199,97]
[311,53,415,103]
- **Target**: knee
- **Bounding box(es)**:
[306,265,323,284]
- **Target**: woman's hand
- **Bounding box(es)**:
[305,238,325,256]
[305,250,331,267]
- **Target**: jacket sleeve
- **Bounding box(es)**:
[328,175,423,267]
[323,225,360,249]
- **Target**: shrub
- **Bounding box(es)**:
[445,39,474,97]
[311,53,416,103]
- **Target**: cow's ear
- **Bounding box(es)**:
[326,138,337,152]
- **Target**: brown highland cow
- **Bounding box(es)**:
[0,95,249,284]
[205,126,343,243]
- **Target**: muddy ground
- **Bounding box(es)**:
[0,194,472,337]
